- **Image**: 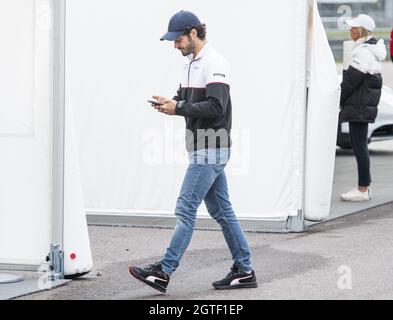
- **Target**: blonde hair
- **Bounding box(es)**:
[359,27,371,39]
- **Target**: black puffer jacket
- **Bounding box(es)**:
[340,38,387,123]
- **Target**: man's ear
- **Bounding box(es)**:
[191,28,198,39]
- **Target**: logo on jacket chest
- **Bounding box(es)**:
[184,64,201,70]
[182,63,205,87]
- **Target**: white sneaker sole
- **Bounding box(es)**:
[340,196,371,202]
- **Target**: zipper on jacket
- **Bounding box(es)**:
[186,56,202,101]
[187,60,196,101]
[188,60,195,87]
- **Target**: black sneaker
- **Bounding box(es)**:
[213,264,257,290]
[128,262,170,293]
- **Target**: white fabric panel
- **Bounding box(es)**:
[0,0,34,136]
[67,0,309,219]
[0,0,53,265]
[305,2,341,221]
[64,103,93,276]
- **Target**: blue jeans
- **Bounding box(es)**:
[161,148,252,275]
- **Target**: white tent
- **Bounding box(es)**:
[0,0,92,278]
[66,0,340,222]
[0,0,53,270]
[0,0,340,275]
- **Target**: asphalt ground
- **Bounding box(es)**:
[15,201,393,300]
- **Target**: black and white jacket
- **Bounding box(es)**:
[174,43,232,151]
[340,37,387,123]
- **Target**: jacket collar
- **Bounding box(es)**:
[355,36,372,45]
[365,37,378,45]
[187,42,211,62]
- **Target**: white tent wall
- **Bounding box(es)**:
[63,102,93,276]
[305,3,341,221]
[54,0,93,277]
[0,0,93,277]
[67,0,311,220]
[0,0,53,266]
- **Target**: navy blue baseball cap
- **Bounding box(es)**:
[160,10,201,41]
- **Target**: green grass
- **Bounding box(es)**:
[326,28,391,40]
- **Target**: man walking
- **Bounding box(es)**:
[128,10,257,294]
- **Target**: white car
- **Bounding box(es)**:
[337,83,393,149]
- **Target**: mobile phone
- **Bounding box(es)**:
[148,100,164,106]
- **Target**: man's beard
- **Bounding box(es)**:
[179,40,196,57]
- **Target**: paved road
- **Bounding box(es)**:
[17,200,393,300]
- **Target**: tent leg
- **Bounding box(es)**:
[287,210,306,233]
[52,0,66,279]
[46,244,64,280]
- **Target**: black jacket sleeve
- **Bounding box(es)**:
[172,84,182,102]
[340,66,366,106]
[175,83,230,119]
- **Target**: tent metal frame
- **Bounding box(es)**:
[286,0,314,232]
[50,0,66,280]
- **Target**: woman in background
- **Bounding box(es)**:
[340,14,387,202]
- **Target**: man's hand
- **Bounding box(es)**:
[152,96,177,116]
